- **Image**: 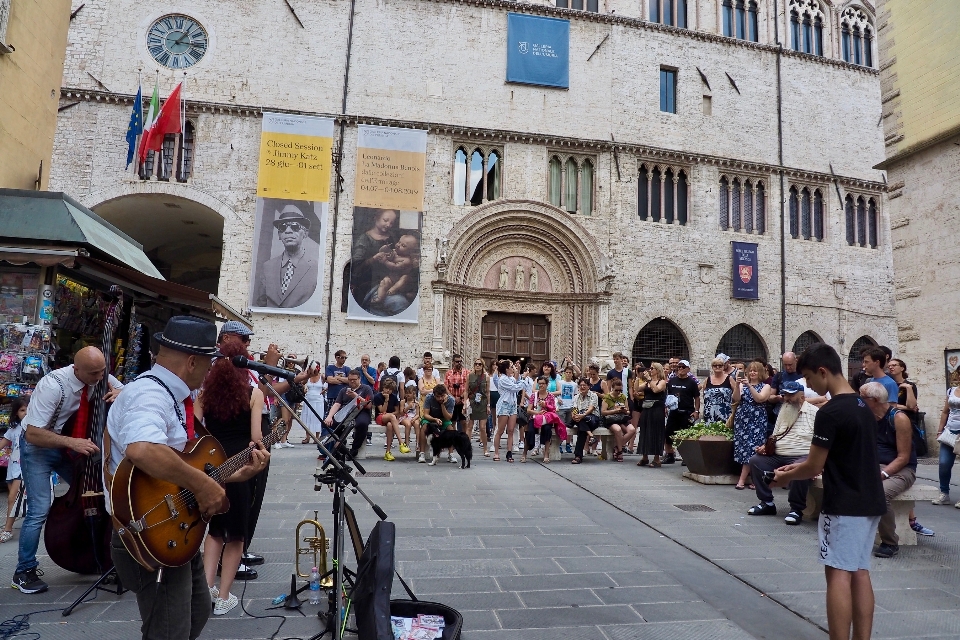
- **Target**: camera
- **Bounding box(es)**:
[761,470,776,485]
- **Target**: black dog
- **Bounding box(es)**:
[427,429,472,469]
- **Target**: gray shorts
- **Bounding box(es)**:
[818,513,880,572]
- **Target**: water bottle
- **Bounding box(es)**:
[309,567,321,605]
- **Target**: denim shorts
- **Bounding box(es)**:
[818,513,880,572]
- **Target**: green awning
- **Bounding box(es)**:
[0,188,163,279]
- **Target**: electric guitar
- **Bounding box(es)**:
[110,419,287,570]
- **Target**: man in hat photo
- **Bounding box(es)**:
[107,316,270,640]
[252,202,320,309]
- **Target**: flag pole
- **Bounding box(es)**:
[180,71,187,181]
[135,67,143,175]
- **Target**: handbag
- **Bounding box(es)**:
[937,429,958,449]
[517,405,529,426]
[641,400,656,409]
[764,411,798,456]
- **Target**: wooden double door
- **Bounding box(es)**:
[480,313,550,369]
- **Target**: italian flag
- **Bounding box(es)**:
[137,81,182,162]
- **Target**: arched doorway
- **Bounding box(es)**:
[631,319,689,367]
[716,324,768,363]
[791,330,822,356]
[94,193,223,294]
[847,335,877,381]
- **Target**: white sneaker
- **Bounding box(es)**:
[283,442,295,448]
[932,492,951,505]
[213,593,238,615]
[488,443,494,452]
[209,585,219,600]
[272,443,283,451]
[512,445,519,453]
[449,454,459,464]
[428,457,437,466]
[417,452,426,463]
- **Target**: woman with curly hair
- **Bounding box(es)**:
[197,341,264,616]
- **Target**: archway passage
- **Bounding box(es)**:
[716,324,768,363]
[847,335,877,381]
[631,319,689,367]
[791,330,822,356]
[94,194,223,294]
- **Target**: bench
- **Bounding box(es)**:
[592,427,615,461]
[804,478,940,546]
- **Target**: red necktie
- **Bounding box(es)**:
[69,387,91,439]
[183,396,196,440]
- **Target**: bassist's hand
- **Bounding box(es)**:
[194,478,228,520]
[227,441,270,484]
[68,437,99,456]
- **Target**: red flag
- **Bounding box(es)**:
[138,83,182,162]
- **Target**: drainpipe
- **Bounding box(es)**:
[773,0,786,356]
[322,0,358,365]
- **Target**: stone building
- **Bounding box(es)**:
[48,0,894,371]
[0,0,72,189]
[876,0,960,420]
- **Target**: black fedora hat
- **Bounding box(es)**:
[272,204,311,230]
[154,316,223,357]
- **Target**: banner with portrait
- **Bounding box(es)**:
[347,125,427,323]
[249,113,333,315]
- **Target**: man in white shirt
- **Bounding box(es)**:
[107,316,268,640]
[13,347,122,594]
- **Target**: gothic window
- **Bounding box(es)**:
[840,6,874,67]
[788,186,799,238]
[747,1,759,41]
[756,182,766,234]
[178,120,195,182]
[550,153,596,215]
[790,1,826,56]
[632,319,689,367]
[790,11,801,52]
[800,188,811,240]
[639,163,689,225]
[722,0,734,37]
[845,194,855,245]
[856,196,867,247]
[722,175,766,234]
[868,198,878,248]
[791,330,821,356]
[453,145,503,206]
[139,118,196,182]
[650,0,687,28]
[813,189,824,241]
[716,324,767,363]
[735,0,746,39]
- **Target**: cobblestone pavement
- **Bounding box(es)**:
[0,434,958,639]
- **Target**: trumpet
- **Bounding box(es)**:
[296,510,332,587]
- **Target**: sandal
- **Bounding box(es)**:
[484,451,490,457]
[520,455,527,463]
[506,452,514,463]
[615,449,624,462]
[301,437,311,444]
[651,460,662,468]
[638,457,649,467]
[493,455,501,461]
[543,457,550,464]
[735,484,746,490]
[571,457,582,464]
[0,531,12,543]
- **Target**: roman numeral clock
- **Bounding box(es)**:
[146,14,208,69]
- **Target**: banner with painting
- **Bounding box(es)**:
[347,125,427,323]
[249,112,333,315]
[945,349,960,390]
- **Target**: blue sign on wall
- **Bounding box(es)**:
[732,242,759,299]
[506,13,569,89]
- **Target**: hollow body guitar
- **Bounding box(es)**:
[111,419,286,570]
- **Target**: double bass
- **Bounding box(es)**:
[44,288,123,575]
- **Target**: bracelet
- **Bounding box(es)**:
[881,470,890,479]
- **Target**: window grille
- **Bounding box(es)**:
[791,331,821,356]
[716,324,767,363]
[632,319,690,367]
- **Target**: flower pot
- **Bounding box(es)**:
[677,438,740,476]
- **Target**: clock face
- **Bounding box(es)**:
[147,15,208,69]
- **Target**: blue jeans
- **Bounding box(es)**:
[17,436,74,574]
[939,442,956,494]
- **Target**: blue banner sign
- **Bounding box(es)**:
[506,13,569,89]
[732,241,759,299]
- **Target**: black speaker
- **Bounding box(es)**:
[353,520,395,640]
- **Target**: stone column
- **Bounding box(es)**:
[431,291,444,353]
[595,301,611,364]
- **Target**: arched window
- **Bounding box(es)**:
[790,11,801,51]
[731,178,742,231]
[856,196,867,247]
[677,0,687,28]
[651,166,662,222]
[549,156,562,207]
[722,0,734,37]
[788,186,799,238]
[177,120,195,182]
[580,159,594,216]
[791,330,821,356]
[744,180,754,233]
[864,27,873,67]
[632,318,690,367]
[853,26,862,65]
[677,170,688,225]
[748,2,759,41]
[650,0,660,22]
[800,188,811,240]
[340,262,351,312]
[664,168,675,223]
[847,335,877,381]
[813,189,824,241]
[564,158,578,213]
[735,0,746,40]
[716,324,768,363]
[802,16,812,53]
[841,25,851,62]
[719,176,730,230]
[650,0,687,28]
[790,1,826,56]
[845,194,855,245]
[814,17,823,56]
[638,164,649,220]
[756,182,766,234]
[454,146,503,206]
[867,198,878,248]
[840,6,874,67]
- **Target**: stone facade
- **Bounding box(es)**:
[48,0,894,369]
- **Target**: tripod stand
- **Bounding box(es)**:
[258,375,387,640]
[61,566,126,616]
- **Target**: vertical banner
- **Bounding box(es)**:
[347,125,427,323]
[945,349,960,390]
[250,112,333,315]
[731,241,759,300]
[506,13,570,89]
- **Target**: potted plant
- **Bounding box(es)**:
[674,420,741,477]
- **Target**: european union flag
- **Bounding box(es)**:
[125,86,143,168]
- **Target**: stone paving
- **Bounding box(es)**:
[0,434,958,639]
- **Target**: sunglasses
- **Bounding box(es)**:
[474,363,483,366]
[336,355,346,360]
[240,336,251,344]
[278,222,305,232]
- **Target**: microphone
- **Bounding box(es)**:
[231,355,297,381]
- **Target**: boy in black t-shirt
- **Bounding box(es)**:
[773,343,885,640]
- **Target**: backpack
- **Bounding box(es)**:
[888,408,928,458]
[381,368,401,391]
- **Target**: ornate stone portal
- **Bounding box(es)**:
[432,200,612,365]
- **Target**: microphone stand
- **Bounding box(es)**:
[256,375,387,640]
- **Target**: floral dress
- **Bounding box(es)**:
[733,383,768,464]
[702,376,734,423]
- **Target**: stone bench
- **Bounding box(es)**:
[804,477,940,546]
[592,427,615,461]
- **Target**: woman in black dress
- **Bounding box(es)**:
[197,342,265,615]
[636,362,667,467]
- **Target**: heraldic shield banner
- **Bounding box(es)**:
[732,241,759,300]
[347,125,427,323]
